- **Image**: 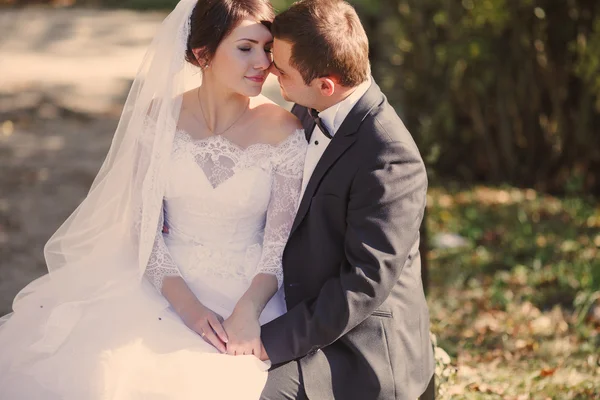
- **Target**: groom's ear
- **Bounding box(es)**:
[317,77,336,97]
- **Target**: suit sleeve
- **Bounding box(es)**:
[260,139,428,364]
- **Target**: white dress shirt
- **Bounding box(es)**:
[299,78,372,200]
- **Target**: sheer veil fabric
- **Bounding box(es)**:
[2,0,200,353]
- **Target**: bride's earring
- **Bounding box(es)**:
[194,54,209,70]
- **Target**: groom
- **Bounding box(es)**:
[259,1,435,399]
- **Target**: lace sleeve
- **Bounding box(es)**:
[144,202,183,291]
[254,132,306,287]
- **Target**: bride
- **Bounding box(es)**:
[0,0,306,398]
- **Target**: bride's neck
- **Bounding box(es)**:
[197,76,248,134]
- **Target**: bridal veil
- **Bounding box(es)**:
[4,0,201,353]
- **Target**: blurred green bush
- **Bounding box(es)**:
[370,0,599,195]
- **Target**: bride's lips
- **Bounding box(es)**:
[245,75,266,83]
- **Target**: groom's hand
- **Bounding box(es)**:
[258,341,270,362]
[222,304,262,357]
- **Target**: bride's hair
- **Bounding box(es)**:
[186,0,275,67]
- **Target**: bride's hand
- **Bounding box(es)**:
[180,303,229,353]
[223,302,262,358]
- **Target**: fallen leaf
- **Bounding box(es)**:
[539,367,557,377]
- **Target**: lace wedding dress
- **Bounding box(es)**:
[0,126,307,400]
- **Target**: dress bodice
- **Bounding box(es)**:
[144,129,307,290]
[165,131,274,248]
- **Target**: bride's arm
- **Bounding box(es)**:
[144,204,181,291]
[224,130,306,357]
[145,205,228,352]
[232,274,278,320]
[232,156,299,315]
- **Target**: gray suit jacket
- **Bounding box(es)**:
[261,80,434,400]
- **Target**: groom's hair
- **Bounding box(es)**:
[272,0,370,87]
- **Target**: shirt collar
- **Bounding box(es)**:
[317,77,372,137]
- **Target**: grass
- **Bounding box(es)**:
[426,185,600,399]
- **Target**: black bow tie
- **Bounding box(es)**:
[309,109,333,139]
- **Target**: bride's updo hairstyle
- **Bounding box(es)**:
[185,0,275,67]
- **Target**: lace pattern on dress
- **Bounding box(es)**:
[144,206,182,290]
[253,132,306,287]
[143,128,306,290]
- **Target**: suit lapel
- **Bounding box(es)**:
[290,134,357,235]
[290,80,384,235]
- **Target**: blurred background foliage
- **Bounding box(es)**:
[363,0,600,197]
[7,0,600,195]
[2,0,599,397]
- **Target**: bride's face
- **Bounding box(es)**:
[206,19,273,97]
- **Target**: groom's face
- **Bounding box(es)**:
[270,39,320,108]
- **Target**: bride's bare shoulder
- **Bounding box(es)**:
[250,95,302,145]
[179,89,198,111]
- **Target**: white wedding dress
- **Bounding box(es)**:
[0,126,307,400]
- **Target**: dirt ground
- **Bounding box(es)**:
[0,7,288,314]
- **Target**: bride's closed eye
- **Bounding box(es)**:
[237,46,272,55]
